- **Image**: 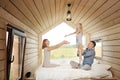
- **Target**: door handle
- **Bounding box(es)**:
[10,55,14,63]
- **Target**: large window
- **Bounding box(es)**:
[95,40,102,58]
[6,24,26,80]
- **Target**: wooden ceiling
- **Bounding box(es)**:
[0,0,120,34]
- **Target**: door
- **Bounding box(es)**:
[6,24,26,80]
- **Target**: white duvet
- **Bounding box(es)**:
[35,64,112,80]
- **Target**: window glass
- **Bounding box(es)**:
[95,41,102,57]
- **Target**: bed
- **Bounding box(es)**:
[35,60,112,80]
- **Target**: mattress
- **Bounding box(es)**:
[35,64,112,80]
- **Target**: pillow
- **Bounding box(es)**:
[92,63,111,70]
[93,59,99,64]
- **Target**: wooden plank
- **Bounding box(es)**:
[85,0,120,32]
[11,0,42,32]
[26,32,37,38]
[0,29,5,39]
[70,0,81,19]
[23,0,46,30]
[74,0,97,24]
[102,33,120,41]
[26,32,38,41]
[34,0,49,29]
[24,60,38,69]
[50,0,56,26]
[26,38,38,44]
[81,0,108,25]
[0,0,40,33]
[102,56,120,65]
[24,57,38,66]
[42,0,52,27]
[24,56,38,66]
[38,34,42,65]
[0,61,5,71]
[25,52,38,60]
[72,0,88,23]
[103,40,120,46]
[0,50,5,60]
[25,48,38,54]
[103,46,120,52]
[0,8,39,34]
[0,40,5,49]
[25,29,38,37]
[55,0,61,22]
[0,18,6,29]
[0,70,5,80]
[24,61,38,73]
[59,0,65,21]
[81,0,107,25]
[26,43,38,49]
[84,0,118,27]
[90,10,120,33]
[91,24,120,39]
[103,51,120,59]
[114,16,120,24]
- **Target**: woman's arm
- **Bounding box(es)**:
[65,32,76,37]
[47,40,69,51]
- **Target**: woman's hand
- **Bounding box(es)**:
[47,40,70,51]
[62,40,70,44]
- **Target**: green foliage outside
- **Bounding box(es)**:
[50,46,77,59]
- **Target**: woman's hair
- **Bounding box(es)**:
[42,39,48,49]
[90,41,96,48]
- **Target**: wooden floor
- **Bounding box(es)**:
[74,78,117,80]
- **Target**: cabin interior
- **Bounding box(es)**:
[0,0,120,80]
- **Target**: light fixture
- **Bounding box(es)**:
[66,3,72,21]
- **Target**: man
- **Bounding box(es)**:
[70,41,96,70]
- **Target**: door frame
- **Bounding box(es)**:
[6,24,26,80]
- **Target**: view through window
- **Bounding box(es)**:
[95,40,102,58]
[42,22,85,64]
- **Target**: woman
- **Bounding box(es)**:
[42,39,69,67]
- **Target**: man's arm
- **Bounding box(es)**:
[83,50,95,57]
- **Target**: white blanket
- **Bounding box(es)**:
[35,64,112,80]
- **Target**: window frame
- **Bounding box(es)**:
[6,24,26,80]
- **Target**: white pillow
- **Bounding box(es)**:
[93,59,99,64]
[92,63,111,70]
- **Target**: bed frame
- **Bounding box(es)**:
[74,78,117,80]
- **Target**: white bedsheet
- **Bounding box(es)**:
[35,65,112,80]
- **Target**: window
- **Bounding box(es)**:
[6,24,26,80]
[95,40,102,58]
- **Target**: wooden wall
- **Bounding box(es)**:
[0,18,6,80]
[0,7,42,79]
[91,24,120,79]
